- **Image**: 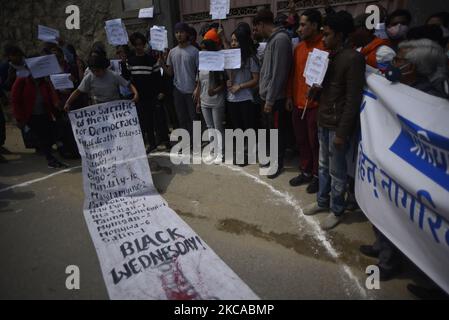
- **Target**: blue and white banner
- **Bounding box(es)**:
[356,74,449,293]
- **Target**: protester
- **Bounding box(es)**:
[194,39,226,164]
[226,26,260,166]
[64,55,139,110]
[426,11,449,46]
[159,22,199,144]
[253,8,293,179]
[389,39,449,99]
[386,9,412,51]
[4,45,28,91]
[351,13,396,71]
[11,68,66,168]
[128,32,169,154]
[302,11,366,230]
[286,9,324,193]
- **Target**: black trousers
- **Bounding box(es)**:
[137,96,169,147]
[228,100,257,132]
[27,115,55,162]
[261,99,288,165]
[373,227,401,271]
[0,105,5,147]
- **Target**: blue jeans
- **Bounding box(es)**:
[317,127,349,216]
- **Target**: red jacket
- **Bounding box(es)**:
[11,77,59,125]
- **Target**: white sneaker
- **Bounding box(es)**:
[321,213,343,230]
[213,154,223,165]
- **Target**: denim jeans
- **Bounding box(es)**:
[317,127,349,216]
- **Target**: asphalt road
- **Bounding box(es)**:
[0,124,424,300]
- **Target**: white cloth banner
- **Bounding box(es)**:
[105,19,129,46]
[69,100,258,300]
[356,73,449,294]
[199,51,225,71]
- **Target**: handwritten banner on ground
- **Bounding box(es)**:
[199,51,225,71]
[150,26,168,52]
[50,73,74,90]
[138,7,154,18]
[210,0,230,20]
[69,100,258,300]
[105,19,129,46]
[356,73,449,294]
[25,54,62,79]
[223,49,241,69]
[303,48,329,87]
[38,25,60,44]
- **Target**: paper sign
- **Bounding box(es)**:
[304,48,329,87]
[105,19,129,46]
[138,7,154,18]
[150,26,169,52]
[110,60,122,75]
[25,55,62,79]
[50,73,74,90]
[16,69,30,78]
[38,25,60,44]
[375,23,389,40]
[199,51,225,71]
[222,49,241,69]
[210,0,230,20]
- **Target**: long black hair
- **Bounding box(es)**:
[232,25,256,66]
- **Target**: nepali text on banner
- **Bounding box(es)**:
[356,73,449,294]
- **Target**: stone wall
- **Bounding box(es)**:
[0,0,180,61]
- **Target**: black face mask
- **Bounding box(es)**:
[385,64,402,83]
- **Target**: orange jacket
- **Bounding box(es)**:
[360,37,392,68]
[287,34,325,110]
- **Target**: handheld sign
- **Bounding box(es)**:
[50,73,74,90]
[223,49,241,70]
[25,55,62,79]
[199,51,225,71]
[138,7,154,18]
[210,0,230,20]
[150,26,168,52]
[38,25,60,44]
[105,19,129,46]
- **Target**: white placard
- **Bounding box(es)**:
[303,48,329,87]
[25,55,62,79]
[210,0,230,20]
[356,73,449,294]
[138,7,154,18]
[105,19,129,46]
[110,59,122,75]
[50,73,74,90]
[223,49,241,69]
[199,51,225,71]
[68,100,259,300]
[374,23,389,40]
[38,25,60,44]
[150,26,168,52]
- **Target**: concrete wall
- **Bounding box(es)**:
[0,0,179,60]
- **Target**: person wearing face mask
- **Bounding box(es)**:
[387,39,449,99]
[386,9,412,51]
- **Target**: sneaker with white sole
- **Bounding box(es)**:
[321,213,343,230]
[302,203,329,216]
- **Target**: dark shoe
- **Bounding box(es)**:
[306,177,319,194]
[378,265,401,282]
[407,283,449,300]
[359,245,380,258]
[48,160,68,169]
[289,173,312,187]
[346,192,360,211]
[267,164,284,180]
[0,146,12,155]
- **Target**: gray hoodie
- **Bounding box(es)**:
[259,28,293,105]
